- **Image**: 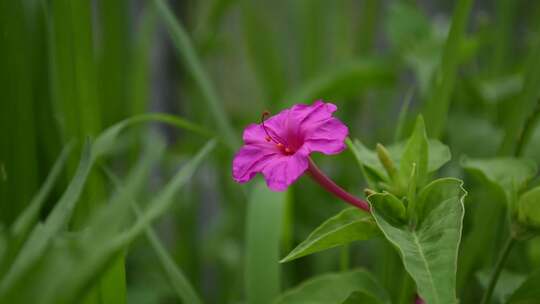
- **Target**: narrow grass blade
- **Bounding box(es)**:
[11,143,72,239]
[241,0,287,102]
[153,0,238,148]
[282,58,395,106]
[0,141,92,294]
[394,88,414,142]
[499,37,540,155]
[103,153,203,304]
[132,202,203,304]
[422,0,473,138]
[245,181,286,304]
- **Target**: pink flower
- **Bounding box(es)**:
[232,100,348,191]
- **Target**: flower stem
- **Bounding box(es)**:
[480,236,517,304]
[306,158,370,212]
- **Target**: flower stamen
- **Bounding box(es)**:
[261,111,289,152]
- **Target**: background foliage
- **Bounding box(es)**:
[1,0,540,303]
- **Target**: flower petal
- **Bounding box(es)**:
[232,145,280,183]
[243,123,269,144]
[262,150,309,191]
[290,100,338,128]
[303,117,348,155]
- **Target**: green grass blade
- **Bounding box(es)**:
[422,0,473,138]
[11,143,72,239]
[103,152,203,304]
[153,0,238,149]
[119,140,217,242]
[0,141,92,294]
[499,37,540,155]
[282,58,395,106]
[245,181,286,304]
[132,202,203,304]
[241,0,287,102]
[394,88,414,142]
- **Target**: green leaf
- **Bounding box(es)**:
[274,270,390,304]
[507,269,540,304]
[461,157,537,204]
[341,291,384,304]
[499,36,540,155]
[281,208,379,262]
[246,181,287,304]
[400,116,428,185]
[347,139,451,185]
[518,186,540,229]
[11,143,72,239]
[368,193,406,227]
[0,142,93,294]
[369,178,466,304]
[422,0,474,137]
[0,140,216,304]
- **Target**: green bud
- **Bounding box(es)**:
[376,143,398,181]
[368,191,407,226]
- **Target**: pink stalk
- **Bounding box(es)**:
[306,158,370,212]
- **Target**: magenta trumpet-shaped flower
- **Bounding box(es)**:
[233,100,348,191]
[232,100,370,212]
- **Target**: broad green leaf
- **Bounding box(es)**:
[461,157,537,204]
[342,291,384,304]
[246,181,287,304]
[507,270,540,304]
[400,116,428,185]
[369,178,466,304]
[274,270,390,304]
[281,208,379,262]
[518,186,540,229]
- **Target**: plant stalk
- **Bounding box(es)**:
[480,236,517,304]
[307,158,370,212]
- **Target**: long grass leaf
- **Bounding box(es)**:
[422,0,473,138]
[240,0,287,102]
[499,37,540,155]
[56,140,216,304]
[0,141,92,294]
[132,202,203,304]
[282,58,395,106]
[11,143,72,239]
[245,181,286,304]
[153,0,238,148]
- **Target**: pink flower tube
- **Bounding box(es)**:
[232,100,369,212]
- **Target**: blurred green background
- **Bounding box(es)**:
[1,0,540,303]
